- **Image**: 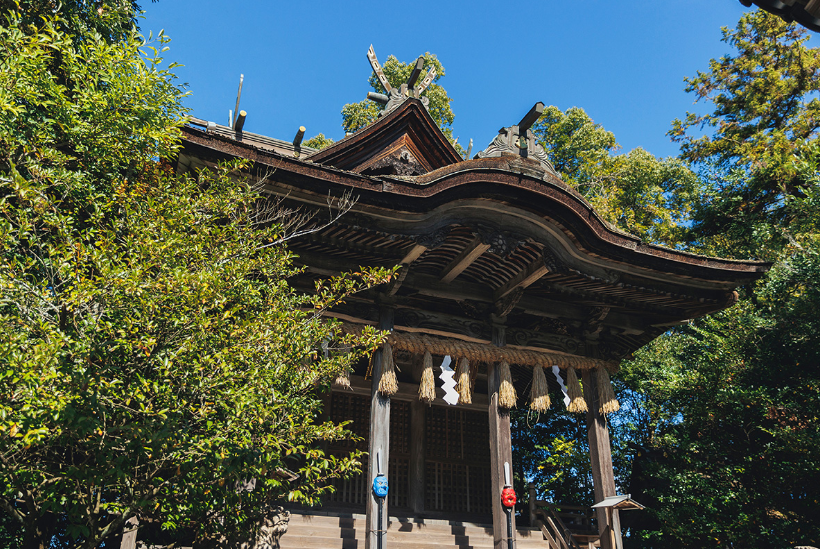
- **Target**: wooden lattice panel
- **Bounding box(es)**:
[425,461,492,515]
[426,407,490,463]
[425,406,491,514]
[326,393,410,510]
[329,392,369,452]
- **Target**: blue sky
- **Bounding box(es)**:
[141,1,803,160]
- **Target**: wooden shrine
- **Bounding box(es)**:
[174,48,769,549]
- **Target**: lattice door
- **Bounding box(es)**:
[425,406,492,515]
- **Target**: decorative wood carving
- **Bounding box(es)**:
[394,308,490,341]
[362,148,426,176]
[414,226,451,249]
[583,306,611,339]
[494,287,524,317]
[507,326,586,356]
[476,102,558,176]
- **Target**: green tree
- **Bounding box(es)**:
[614,12,820,548]
[619,246,820,548]
[670,10,820,258]
[303,133,334,150]
[0,0,142,42]
[340,52,462,151]
[0,11,391,549]
[532,106,698,247]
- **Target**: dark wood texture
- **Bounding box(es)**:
[488,323,516,549]
[365,306,394,549]
[583,369,617,549]
[440,236,491,283]
[408,399,426,514]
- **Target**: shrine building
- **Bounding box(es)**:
[174,49,769,549]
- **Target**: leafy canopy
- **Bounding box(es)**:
[670,10,820,258]
[532,106,698,247]
[0,10,391,549]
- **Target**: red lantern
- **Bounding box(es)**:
[501,486,516,508]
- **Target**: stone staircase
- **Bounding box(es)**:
[279,512,548,549]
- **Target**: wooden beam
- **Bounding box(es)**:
[365,306,394,549]
[494,254,550,301]
[120,517,138,549]
[440,237,491,283]
[582,369,617,549]
[408,399,426,514]
[518,102,545,133]
[488,322,516,549]
[407,56,425,88]
[400,243,427,264]
[387,243,428,296]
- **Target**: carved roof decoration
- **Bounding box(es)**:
[305,98,463,175]
[476,102,559,176]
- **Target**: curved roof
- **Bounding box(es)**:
[176,98,769,361]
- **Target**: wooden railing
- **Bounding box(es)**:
[527,484,599,549]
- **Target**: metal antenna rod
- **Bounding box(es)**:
[232,74,244,127]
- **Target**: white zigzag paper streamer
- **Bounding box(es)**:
[552,365,571,407]
[439,356,459,405]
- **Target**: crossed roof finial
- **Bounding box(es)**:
[366,45,437,115]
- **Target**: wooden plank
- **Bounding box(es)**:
[540,523,562,549]
[545,516,570,549]
[440,237,491,283]
[408,399,426,514]
[365,306,394,549]
[488,323,515,549]
[120,517,138,549]
[494,255,550,300]
[583,369,617,549]
[400,243,427,264]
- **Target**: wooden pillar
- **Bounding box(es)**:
[408,399,426,514]
[488,322,516,549]
[365,305,394,549]
[582,369,618,549]
[120,516,138,549]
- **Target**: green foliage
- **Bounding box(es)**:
[512,404,593,508]
[340,52,463,153]
[0,10,392,549]
[620,245,820,548]
[532,106,698,247]
[303,133,334,150]
[0,0,143,43]
[670,10,820,258]
[615,14,820,547]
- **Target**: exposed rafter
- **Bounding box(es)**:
[494,252,551,301]
[440,237,491,283]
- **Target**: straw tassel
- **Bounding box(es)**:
[597,367,620,415]
[565,367,588,413]
[529,364,551,412]
[498,361,517,408]
[334,369,351,389]
[418,351,436,404]
[456,357,472,404]
[378,342,398,396]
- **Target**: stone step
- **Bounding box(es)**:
[280,536,546,549]
[282,513,547,549]
[282,526,544,545]
[287,513,539,537]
